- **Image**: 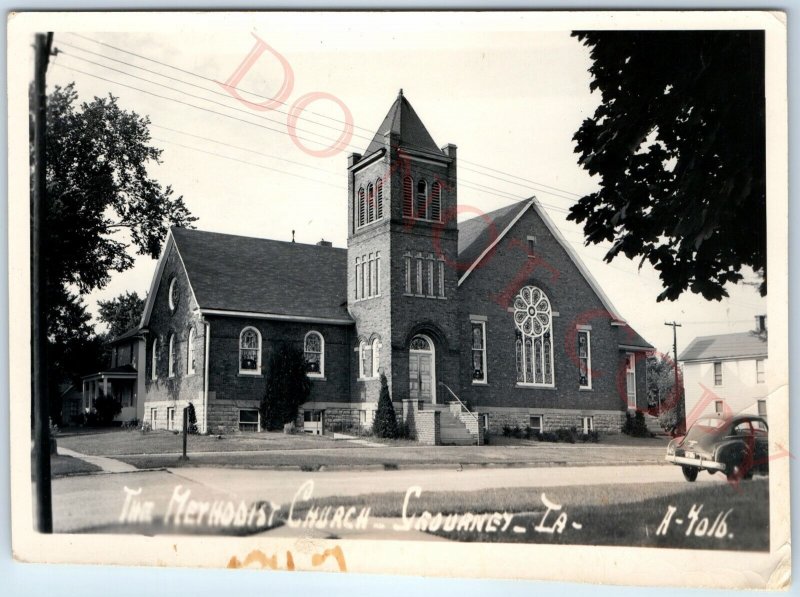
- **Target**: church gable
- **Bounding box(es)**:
[457,199,650,414]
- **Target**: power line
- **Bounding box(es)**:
[58,41,377,146]
[151,137,346,189]
[56,52,358,150]
[63,33,593,201]
[52,60,577,218]
[459,163,579,204]
[460,158,584,199]
[150,123,339,175]
[52,62,369,156]
[67,32,381,138]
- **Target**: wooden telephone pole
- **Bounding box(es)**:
[664,321,683,430]
[32,32,55,533]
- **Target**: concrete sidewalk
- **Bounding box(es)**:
[58,446,138,474]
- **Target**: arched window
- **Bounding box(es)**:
[513,286,554,386]
[431,181,442,221]
[357,187,366,228]
[402,176,413,218]
[187,327,196,375]
[239,327,261,374]
[168,333,175,377]
[151,338,159,380]
[375,179,384,220]
[359,340,373,379]
[415,179,428,219]
[304,331,324,378]
[366,183,375,224]
[371,337,380,376]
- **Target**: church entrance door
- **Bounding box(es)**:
[409,335,436,403]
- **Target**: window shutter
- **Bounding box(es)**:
[358,187,366,227]
[416,179,427,219]
[376,179,383,220]
[403,177,413,218]
[367,184,375,224]
[431,181,442,221]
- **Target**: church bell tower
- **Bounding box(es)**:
[347,90,460,406]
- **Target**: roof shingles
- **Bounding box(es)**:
[172,227,351,321]
[679,331,768,362]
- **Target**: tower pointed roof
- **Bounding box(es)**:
[363,89,444,157]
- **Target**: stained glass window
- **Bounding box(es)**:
[513,286,555,386]
[304,332,323,376]
[471,321,486,382]
[578,330,590,387]
[239,327,260,373]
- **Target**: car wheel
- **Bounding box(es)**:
[725,449,752,482]
[682,466,698,482]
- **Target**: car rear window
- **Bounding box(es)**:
[685,418,725,439]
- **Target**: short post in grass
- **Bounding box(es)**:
[180,407,189,461]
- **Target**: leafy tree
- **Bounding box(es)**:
[43,83,196,296]
[647,353,682,432]
[97,291,145,339]
[34,83,195,419]
[569,31,765,301]
[44,287,105,424]
[260,344,311,431]
[372,373,399,439]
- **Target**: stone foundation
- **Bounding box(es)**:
[204,399,261,434]
[482,409,626,435]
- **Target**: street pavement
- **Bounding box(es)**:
[51,459,727,533]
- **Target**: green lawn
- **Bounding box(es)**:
[57,429,670,471]
[57,429,344,455]
[48,454,102,477]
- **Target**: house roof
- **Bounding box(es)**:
[171,227,351,322]
[81,364,138,381]
[363,90,444,157]
[618,324,655,351]
[106,326,143,345]
[679,331,768,362]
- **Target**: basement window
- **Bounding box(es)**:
[239,409,260,432]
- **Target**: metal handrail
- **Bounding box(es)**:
[438,382,480,425]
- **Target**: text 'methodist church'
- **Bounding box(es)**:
[138,91,653,444]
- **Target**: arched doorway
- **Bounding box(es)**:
[409,334,436,403]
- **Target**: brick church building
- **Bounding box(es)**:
[138,91,653,444]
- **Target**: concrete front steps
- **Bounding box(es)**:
[434,405,478,446]
[643,412,669,436]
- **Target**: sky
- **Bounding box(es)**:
[41,13,768,357]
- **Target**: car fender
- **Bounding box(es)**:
[713,439,749,465]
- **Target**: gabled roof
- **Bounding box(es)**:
[363,90,444,157]
[457,198,654,350]
[458,201,530,269]
[679,331,768,362]
[457,198,625,319]
[171,227,351,322]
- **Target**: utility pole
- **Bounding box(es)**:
[664,321,683,432]
[32,32,55,534]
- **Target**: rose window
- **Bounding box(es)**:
[513,286,552,337]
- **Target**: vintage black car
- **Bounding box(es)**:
[665,415,769,482]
